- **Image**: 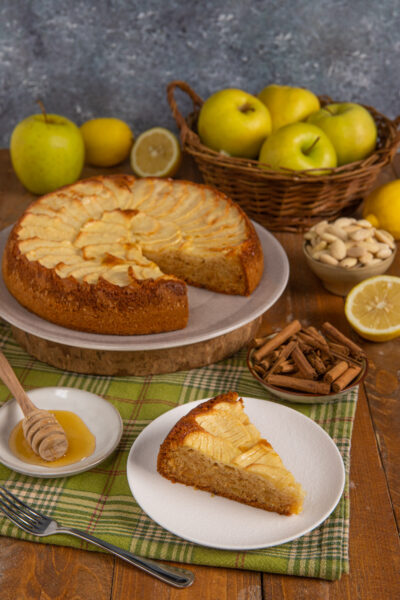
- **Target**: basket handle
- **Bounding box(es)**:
[392,115,400,151]
[166,81,204,132]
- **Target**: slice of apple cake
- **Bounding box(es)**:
[157,391,305,515]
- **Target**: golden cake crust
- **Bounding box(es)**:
[157,392,243,455]
[2,175,263,335]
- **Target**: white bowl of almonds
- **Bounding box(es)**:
[303,217,397,296]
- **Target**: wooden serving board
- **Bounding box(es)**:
[11,317,261,376]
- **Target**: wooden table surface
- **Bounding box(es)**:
[0,149,399,600]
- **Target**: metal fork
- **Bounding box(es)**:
[0,486,194,588]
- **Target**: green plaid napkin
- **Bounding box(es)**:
[0,318,354,581]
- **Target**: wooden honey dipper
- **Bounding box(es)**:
[0,351,68,461]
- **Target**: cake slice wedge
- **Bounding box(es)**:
[157,392,305,515]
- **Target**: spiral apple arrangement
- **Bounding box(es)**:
[197,84,378,175]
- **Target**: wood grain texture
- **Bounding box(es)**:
[0,537,114,600]
[0,150,399,599]
[10,317,261,376]
[111,563,262,600]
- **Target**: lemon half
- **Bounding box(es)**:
[130,127,182,178]
[345,275,400,342]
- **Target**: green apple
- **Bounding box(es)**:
[307,102,377,165]
[258,122,337,174]
[10,110,85,195]
[197,89,271,159]
[258,84,320,132]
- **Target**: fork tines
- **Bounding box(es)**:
[0,486,43,533]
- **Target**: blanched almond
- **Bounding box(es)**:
[304,217,394,270]
[313,240,328,252]
[329,238,347,260]
[340,257,358,268]
[314,221,328,235]
[335,217,356,227]
[347,245,368,258]
[375,229,395,248]
[359,252,373,265]
[344,224,362,234]
[319,253,338,265]
[326,224,347,240]
[363,240,380,254]
[357,219,374,228]
[370,257,384,265]
[376,247,392,259]
[321,232,339,243]
[350,228,374,241]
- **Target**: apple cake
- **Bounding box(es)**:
[157,392,305,515]
[2,175,263,335]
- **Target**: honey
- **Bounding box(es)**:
[9,410,96,467]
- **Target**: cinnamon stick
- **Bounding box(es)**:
[332,364,362,392]
[278,360,296,374]
[267,374,331,395]
[306,326,331,351]
[297,331,333,357]
[322,322,365,359]
[323,360,349,383]
[252,320,302,362]
[297,339,314,354]
[292,345,318,379]
[268,340,297,375]
[308,351,327,375]
[253,364,266,377]
[259,358,271,371]
[327,341,350,356]
[250,318,366,398]
[253,335,270,348]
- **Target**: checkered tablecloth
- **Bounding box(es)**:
[0,319,355,580]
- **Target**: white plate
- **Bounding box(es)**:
[0,387,123,478]
[0,222,289,351]
[127,397,345,550]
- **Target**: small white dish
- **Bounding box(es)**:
[0,387,123,478]
[127,397,345,550]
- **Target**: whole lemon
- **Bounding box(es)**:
[363,179,400,239]
[80,118,134,167]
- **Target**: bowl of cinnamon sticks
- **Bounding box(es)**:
[247,319,368,403]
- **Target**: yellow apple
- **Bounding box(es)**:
[258,122,337,174]
[197,89,271,159]
[10,111,85,195]
[258,84,320,132]
[307,103,377,165]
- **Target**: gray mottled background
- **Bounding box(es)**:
[0,0,399,148]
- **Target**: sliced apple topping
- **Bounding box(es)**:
[195,412,260,451]
[183,431,240,464]
[18,238,74,253]
[82,243,126,260]
[55,262,106,280]
[232,441,274,469]
[16,177,250,287]
[39,254,82,269]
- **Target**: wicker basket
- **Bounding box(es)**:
[167,80,400,232]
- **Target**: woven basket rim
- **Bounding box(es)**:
[167,80,400,182]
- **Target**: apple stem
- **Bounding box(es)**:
[239,102,255,114]
[36,99,48,124]
[304,136,320,155]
